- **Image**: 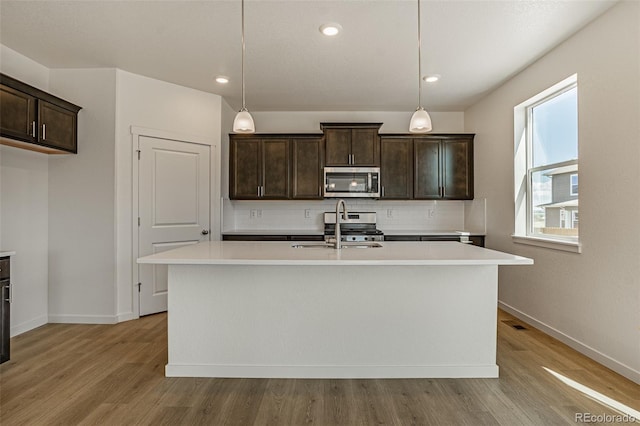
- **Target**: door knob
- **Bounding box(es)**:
[201,229,209,235]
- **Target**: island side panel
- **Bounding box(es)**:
[166,264,499,378]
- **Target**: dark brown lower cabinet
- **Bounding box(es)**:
[384,235,485,247]
[222,235,324,242]
[0,257,10,364]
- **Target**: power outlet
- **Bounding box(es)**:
[250,209,258,219]
[304,209,311,219]
[427,209,435,219]
[386,209,394,219]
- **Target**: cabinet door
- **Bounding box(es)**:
[0,279,8,364]
[380,138,413,199]
[38,101,77,153]
[0,85,37,143]
[230,138,261,199]
[292,138,323,199]
[324,128,351,166]
[442,138,473,199]
[261,138,290,199]
[414,139,441,199]
[350,128,379,166]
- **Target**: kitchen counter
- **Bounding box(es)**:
[0,251,16,257]
[138,241,528,266]
[221,229,485,236]
[138,241,532,379]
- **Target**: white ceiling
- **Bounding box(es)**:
[0,0,617,112]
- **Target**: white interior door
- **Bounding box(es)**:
[138,135,210,315]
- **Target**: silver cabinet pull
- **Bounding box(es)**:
[3,285,10,303]
[201,229,209,235]
[382,186,385,197]
[42,123,46,140]
[257,186,261,197]
[32,121,36,137]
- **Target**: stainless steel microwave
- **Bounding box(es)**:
[323,167,380,198]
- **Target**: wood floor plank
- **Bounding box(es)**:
[1,310,638,426]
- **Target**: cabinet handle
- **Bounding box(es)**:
[42,124,46,140]
[382,186,385,197]
[442,186,446,198]
[352,154,355,164]
[257,186,261,197]
[32,121,36,137]
[3,285,10,303]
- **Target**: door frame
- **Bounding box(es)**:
[131,126,221,319]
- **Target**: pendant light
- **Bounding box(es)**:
[233,0,255,133]
[409,0,432,133]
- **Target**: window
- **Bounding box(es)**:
[570,174,578,196]
[514,74,580,252]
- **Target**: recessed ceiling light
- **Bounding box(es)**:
[215,76,229,84]
[423,74,440,83]
[319,23,342,36]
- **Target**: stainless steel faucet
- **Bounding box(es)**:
[334,199,348,249]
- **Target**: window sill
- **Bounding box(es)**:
[512,235,582,253]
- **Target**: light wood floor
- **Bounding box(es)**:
[1,309,638,425]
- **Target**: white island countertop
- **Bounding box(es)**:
[138,241,532,266]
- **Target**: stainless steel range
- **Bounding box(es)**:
[323,212,384,242]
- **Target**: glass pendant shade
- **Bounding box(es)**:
[409,107,432,133]
[233,109,255,133]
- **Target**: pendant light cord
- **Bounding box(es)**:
[417,0,422,109]
[241,0,246,111]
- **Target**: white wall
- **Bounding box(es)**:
[48,68,118,323]
[465,1,640,383]
[250,111,464,134]
[0,45,51,335]
[114,70,223,319]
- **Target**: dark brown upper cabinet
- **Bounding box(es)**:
[230,136,290,200]
[0,73,81,154]
[230,134,324,200]
[414,135,474,200]
[321,123,381,166]
[291,137,324,199]
[380,137,413,199]
[229,131,472,201]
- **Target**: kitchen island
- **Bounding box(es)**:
[138,241,532,379]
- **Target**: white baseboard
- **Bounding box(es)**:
[48,314,117,325]
[116,312,138,323]
[10,315,48,337]
[165,364,500,379]
[498,301,640,384]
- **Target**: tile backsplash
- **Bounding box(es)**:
[223,198,486,234]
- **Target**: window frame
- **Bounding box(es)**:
[570,173,578,196]
[513,74,581,253]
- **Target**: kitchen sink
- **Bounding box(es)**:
[291,242,383,249]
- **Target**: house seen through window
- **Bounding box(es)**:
[514,74,579,249]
